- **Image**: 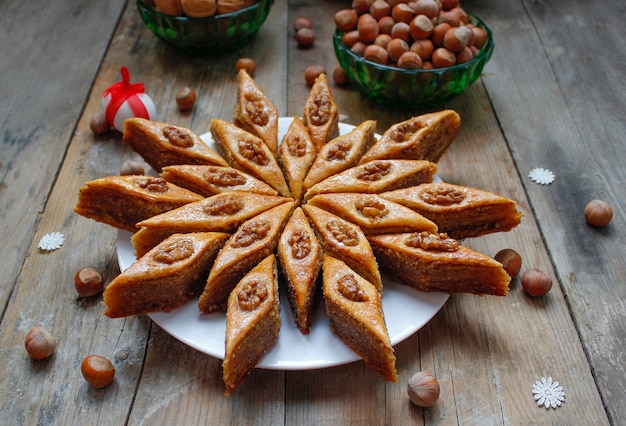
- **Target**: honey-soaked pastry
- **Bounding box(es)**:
[233,69,279,154]
[199,201,295,314]
[358,110,461,165]
[302,204,381,292]
[132,191,289,258]
[303,160,437,201]
[74,175,203,233]
[368,231,510,296]
[302,120,377,192]
[122,118,228,172]
[380,182,523,240]
[223,255,281,396]
[210,119,291,197]
[278,116,316,203]
[303,73,339,152]
[161,164,278,197]
[322,255,397,382]
[307,193,438,235]
[277,207,323,334]
[103,232,229,318]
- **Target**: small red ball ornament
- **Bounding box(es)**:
[102,67,156,132]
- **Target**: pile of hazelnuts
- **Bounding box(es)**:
[334,0,488,70]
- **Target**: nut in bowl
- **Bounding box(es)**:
[137,0,274,56]
[333,13,494,109]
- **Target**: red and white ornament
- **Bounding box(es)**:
[102,67,156,132]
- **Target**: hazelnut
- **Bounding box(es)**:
[584,199,613,227]
[335,9,358,32]
[342,30,361,48]
[378,16,396,34]
[374,33,392,48]
[410,38,434,59]
[304,65,325,87]
[407,371,440,407]
[397,51,423,69]
[358,14,380,43]
[352,0,374,15]
[521,268,552,297]
[74,267,104,297]
[370,0,391,20]
[494,249,522,278]
[81,355,115,388]
[293,17,312,32]
[120,160,145,176]
[443,26,470,52]
[455,46,474,64]
[25,326,57,360]
[296,27,315,48]
[333,66,350,85]
[409,14,434,40]
[412,0,440,19]
[364,44,390,65]
[392,3,415,24]
[432,47,456,67]
[235,57,256,76]
[175,87,197,111]
[387,38,409,62]
[470,25,488,49]
[390,21,411,42]
[90,112,111,135]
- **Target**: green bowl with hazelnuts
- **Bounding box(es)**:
[333,10,494,110]
[136,0,274,56]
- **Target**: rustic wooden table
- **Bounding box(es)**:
[1,0,623,424]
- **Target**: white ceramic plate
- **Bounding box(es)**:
[116,117,449,370]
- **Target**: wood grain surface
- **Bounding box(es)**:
[0,0,623,424]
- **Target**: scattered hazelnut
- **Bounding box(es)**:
[407,371,440,407]
[74,267,104,297]
[175,87,197,111]
[494,249,522,278]
[81,355,115,388]
[120,160,145,176]
[25,326,57,360]
[584,199,613,227]
[521,268,552,297]
[333,65,350,85]
[296,27,315,48]
[90,112,111,135]
[293,17,312,32]
[304,65,325,87]
[236,57,257,76]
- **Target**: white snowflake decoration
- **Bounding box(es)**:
[528,168,555,185]
[38,232,65,251]
[532,377,565,409]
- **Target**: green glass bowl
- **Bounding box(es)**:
[333,14,494,110]
[137,0,274,56]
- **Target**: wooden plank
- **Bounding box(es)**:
[466,0,625,422]
[0,0,127,310]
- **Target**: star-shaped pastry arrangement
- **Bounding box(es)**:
[75,70,524,394]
